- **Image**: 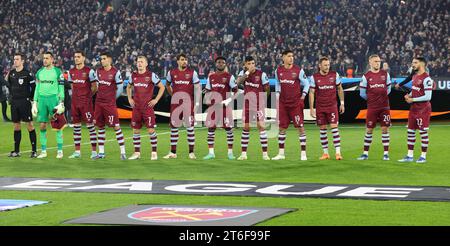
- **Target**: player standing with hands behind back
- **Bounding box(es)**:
[127,56,165,160]
[357,54,392,161]
[67,51,98,159]
[93,52,127,160]
[164,54,201,160]
[309,57,345,160]
[272,50,310,161]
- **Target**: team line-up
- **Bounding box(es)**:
[4,50,432,163]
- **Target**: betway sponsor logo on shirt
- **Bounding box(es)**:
[212,83,226,88]
[412,86,421,91]
[318,85,334,90]
[174,80,190,85]
[369,84,385,88]
[72,79,86,84]
[279,79,295,85]
[98,80,112,86]
[245,82,260,88]
[134,83,149,88]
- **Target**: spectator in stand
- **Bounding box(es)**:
[0,0,447,79]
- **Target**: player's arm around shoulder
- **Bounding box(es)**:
[165,70,173,96]
[56,67,65,101]
[308,75,316,118]
[149,72,165,108]
[126,75,135,108]
[336,72,345,114]
[89,68,98,94]
[262,71,270,93]
[359,75,368,100]
[299,69,310,100]
[33,68,44,102]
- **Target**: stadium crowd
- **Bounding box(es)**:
[0,0,448,78]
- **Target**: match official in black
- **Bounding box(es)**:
[5,53,37,157]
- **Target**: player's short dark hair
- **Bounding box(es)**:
[14,53,26,61]
[176,53,187,60]
[414,56,427,66]
[100,51,112,58]
[44,51,54,58]
[215,56,226,63]
[282,50,294,56]
[369,54,380,60]
[137,55,148,62]
[319,56,330,64]
[74,50,85,57]
[244,56,255,63]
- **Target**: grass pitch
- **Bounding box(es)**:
[0,119,450,225]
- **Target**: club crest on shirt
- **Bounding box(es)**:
[82,72,87,77]
[222,77,227,83]
[185,74,191,79]
[145,77,150,82]
[254,76,260,81]
[292,72,297,78]
[18,78,24,85]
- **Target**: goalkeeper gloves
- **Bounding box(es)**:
[55,102,65,114]
[32,101,38,118]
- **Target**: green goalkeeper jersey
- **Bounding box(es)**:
[33,66,65,101]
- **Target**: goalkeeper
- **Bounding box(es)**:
[32,52,66,159]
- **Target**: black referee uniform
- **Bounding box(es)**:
[6,68,37,156]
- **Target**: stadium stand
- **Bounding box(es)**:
[0,0,448,78]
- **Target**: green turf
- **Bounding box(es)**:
[0,119,449,225]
